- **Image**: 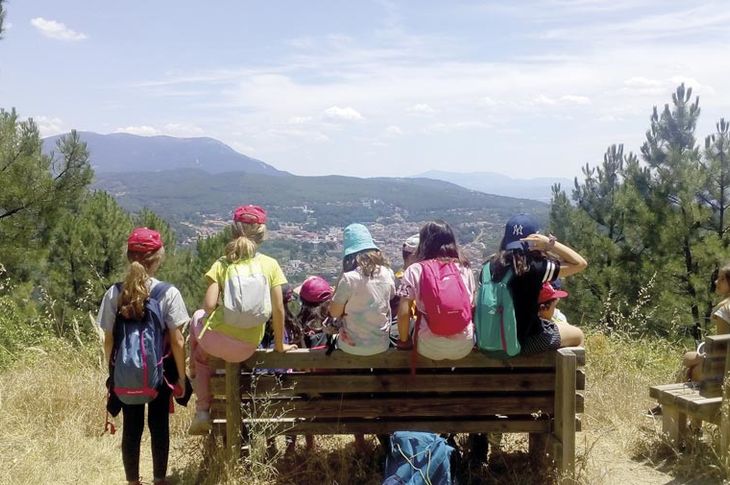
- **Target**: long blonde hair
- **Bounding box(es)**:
[225,221,266,262]
[118,248,165,320]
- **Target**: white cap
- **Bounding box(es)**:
[403,234,420,252]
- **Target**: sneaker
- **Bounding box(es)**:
[187,411,211,435]
[644,405,662,417]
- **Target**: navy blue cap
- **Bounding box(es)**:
[501,213,540,251]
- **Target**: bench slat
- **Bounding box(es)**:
[211,394,555,419]
[208,349,582,371]
[210,372,559,396]
[212,418,553,435]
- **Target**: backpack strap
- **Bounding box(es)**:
[149,281,172,302]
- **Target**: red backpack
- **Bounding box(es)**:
[418,259,472,335]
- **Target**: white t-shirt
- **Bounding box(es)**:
[713,298,730,328]
[399,261,475,361]
[96,278,190,332]
[333,266,396,356]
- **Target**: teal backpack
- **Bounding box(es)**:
[474,261,520,358]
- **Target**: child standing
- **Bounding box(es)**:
[188,205,296,434]
[329,223,396,356]
[96,227,189,485]
[396,221,475,360]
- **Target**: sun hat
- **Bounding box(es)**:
[294,276,333,304]
[538,282,569,304]
[403,234,420,253]
[500,213,540,251]
[127,227,162,253]
[342,223,379,257]
[233,205,267,224]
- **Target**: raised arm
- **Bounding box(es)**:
[521,234,587,277]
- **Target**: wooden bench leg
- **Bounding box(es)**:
[553,348,577,483]
[225,362,241,460]
[529,433,549,469]
[661,404,687,445]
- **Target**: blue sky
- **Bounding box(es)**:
[2,1,730,179]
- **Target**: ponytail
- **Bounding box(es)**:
[118,248,165,320]
[225,221,266,262]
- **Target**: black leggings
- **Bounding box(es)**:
[121,390,170,482]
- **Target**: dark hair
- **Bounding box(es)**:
[416,220,469,266]
[297,300,330,333]
[343,249,389,278]
[490,248,544,282]
[262,288,304,348]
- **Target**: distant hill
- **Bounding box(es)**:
[94,169,548,240]
[42,131,287,176]
[415,170,573,202]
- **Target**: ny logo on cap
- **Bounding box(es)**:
[512,224,524,236]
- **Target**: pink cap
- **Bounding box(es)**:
[538,282,568,304]
[295,276,333,304]
[233,205,267,224]
[127,227,162,253]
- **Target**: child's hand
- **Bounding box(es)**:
[521,233,550,251]
[173,378,186,398]
[276,343,298,352]
[396,337,413,351]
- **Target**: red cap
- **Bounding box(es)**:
[233,205,267,224]
[127,227,162,253]
[295,276,333,304]
[539,282,568,304]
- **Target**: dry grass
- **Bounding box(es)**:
[0,332,720,484]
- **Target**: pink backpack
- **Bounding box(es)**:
[418,259,472,335]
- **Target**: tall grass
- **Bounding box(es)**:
[1,330,720,484]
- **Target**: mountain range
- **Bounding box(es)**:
[42,131,286,176]
[43,131,549,242]
[415,170,573,202]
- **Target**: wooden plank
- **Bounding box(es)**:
[576,392,584,414]
[662,404,687,444]
[212,418,552,435]
[576,369,586,392]
[211,394,555,419]
[209,349,563,371]
[702,356,726,381]
[210,372,558,396]
[650,383,698,400]
[225,362,241,459]
[553,347,576,480]
[705,335,730,356]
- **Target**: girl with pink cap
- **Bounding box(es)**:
[96,227,189,485]
[188,205,296,434]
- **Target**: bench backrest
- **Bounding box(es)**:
[208,348,585,436]
[700,334,730,397]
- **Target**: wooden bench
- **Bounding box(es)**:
[650,334,730,450]
[209,347,585,479]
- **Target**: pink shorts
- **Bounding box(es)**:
[190,310,257,363]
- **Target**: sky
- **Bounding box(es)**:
[2,0,730,179]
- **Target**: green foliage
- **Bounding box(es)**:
[554,84,730,339]
[0,111,93,281]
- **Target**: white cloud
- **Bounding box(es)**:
[288,116,313,125]
[533,94,557,106]
[30,17,87,41]
[34,116,67,136]
[323,106,364,121]
[560,95,591,104]
[407,103,436,114]
[114,123,204,137]
[385,125,403,136]
[478,97,497,107]
[116,125,159,136]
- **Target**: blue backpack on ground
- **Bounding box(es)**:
[111,282,171,405]
[474,262,520,359]
[383,431,457,485]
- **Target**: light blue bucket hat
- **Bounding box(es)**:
[343,223,379,257]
